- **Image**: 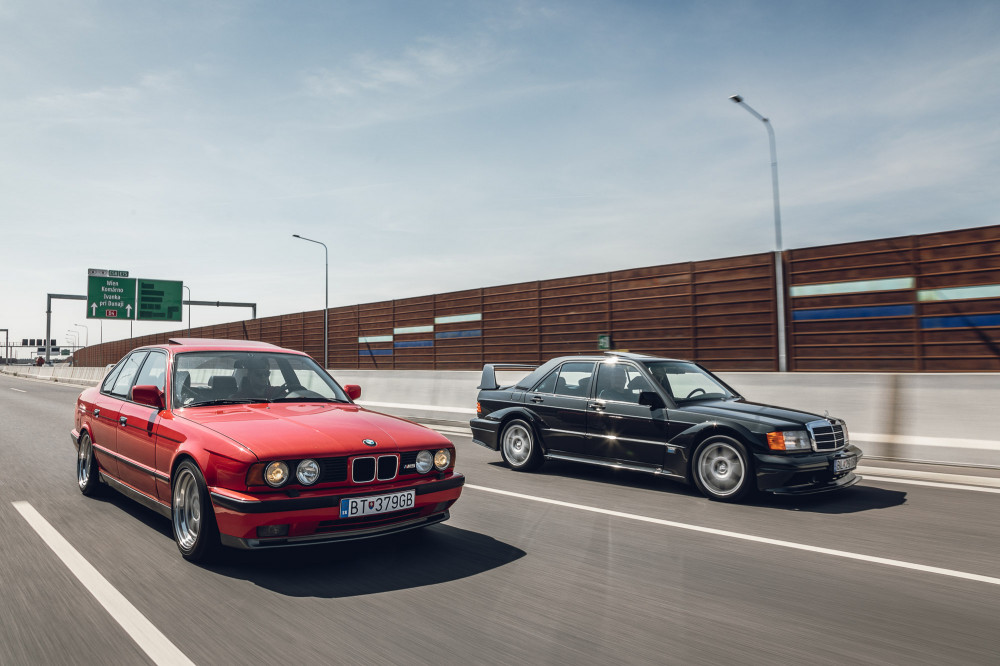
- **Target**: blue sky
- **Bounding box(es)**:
[2,1,998,355]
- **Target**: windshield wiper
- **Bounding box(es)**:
[270,397,347,403]
[184,399,258,407]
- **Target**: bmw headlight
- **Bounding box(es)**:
[264,461,290,487]
[296,459,320,485]
[415,450,434,474]
[434,449,451,470]
[766,430,811,452]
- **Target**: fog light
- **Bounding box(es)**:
[256,524,289,538]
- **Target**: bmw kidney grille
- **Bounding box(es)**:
[351,455,399,483]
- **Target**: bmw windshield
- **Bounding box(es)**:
[173,351,349,407]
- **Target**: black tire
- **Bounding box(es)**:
[500,419,543,472]
[76,431,103,496]
[171,460,222,562]
[691,436,755,502]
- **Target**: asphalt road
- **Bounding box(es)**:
[2,373,998,665]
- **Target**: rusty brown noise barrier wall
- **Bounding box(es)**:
[72,224,1000,372]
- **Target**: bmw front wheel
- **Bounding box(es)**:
[171,461,221,562]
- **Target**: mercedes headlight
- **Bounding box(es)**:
[766,430,811,452]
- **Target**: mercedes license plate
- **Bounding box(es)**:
[340,490,415,518]
[833,456,857,474]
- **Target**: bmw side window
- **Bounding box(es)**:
[553,362,595,397]
[532,369,558,394]
[134,352,167,392]
[101,361,126,393]
[110,352,148,398]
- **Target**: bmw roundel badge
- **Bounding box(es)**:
[363,439,377,447]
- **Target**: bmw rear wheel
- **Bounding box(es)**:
[692,436,754,502]
[77,432,102,496]
[171,460,221,562]
[500,419,543,472]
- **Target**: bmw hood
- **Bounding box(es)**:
[678,399,829,430]
[175,403,450,460]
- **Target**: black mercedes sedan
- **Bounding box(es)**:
[470,352,861,502]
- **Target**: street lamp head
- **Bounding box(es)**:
[729,94,743,103]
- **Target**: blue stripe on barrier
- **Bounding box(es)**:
[359,349,393,356]
[921,314,1000,329]
[792,305,914,321]
[394,340,434,348]
[435,329,482,339]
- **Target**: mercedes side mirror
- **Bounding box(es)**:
[344,384,362,401]
[638,391,665,410]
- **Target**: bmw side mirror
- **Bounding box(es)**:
[131,384,165,411]
[344,384,362,401]
[638,391,665,410]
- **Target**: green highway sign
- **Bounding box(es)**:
[137,279,183,321]
[87,272,137,320]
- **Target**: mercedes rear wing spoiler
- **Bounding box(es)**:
[478,363,538,390]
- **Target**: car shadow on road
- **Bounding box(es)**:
[752,484,907,514]
[487,460,907,514]
[202,525,525,598]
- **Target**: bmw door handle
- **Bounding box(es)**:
[119,416,128,426]
[93,408,100,418]
[588,402,605,411]
[531,396,544,403]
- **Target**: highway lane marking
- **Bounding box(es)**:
[357,399,477,414]
[466,484,1000,587]
[9,388,27,392]
[863,475,1000,494]
[11,502,195,666]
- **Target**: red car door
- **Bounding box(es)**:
[115,351,167,499]
[95,351,148,486]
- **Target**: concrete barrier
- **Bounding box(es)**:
[5,365,997,468]
[1,365,108,387]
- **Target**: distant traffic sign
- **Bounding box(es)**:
[137,279,183,321]
[87,270,137,320]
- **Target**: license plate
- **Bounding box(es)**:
[340,490,415,518]
[834,456,857,473]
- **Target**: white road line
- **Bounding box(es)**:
[862,475,1000,494]
[9,388,26,392]
[12,502,195,666]
[466,484,1000,587]
[357,400,477,414]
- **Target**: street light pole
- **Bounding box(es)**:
[293,234,329,368]
[73,323,89,347]
[183,285,191,335]
[729,94,788,372]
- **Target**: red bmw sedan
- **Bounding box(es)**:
[71,338,464,562]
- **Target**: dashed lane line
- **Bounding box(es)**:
[466,484,1000,587]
